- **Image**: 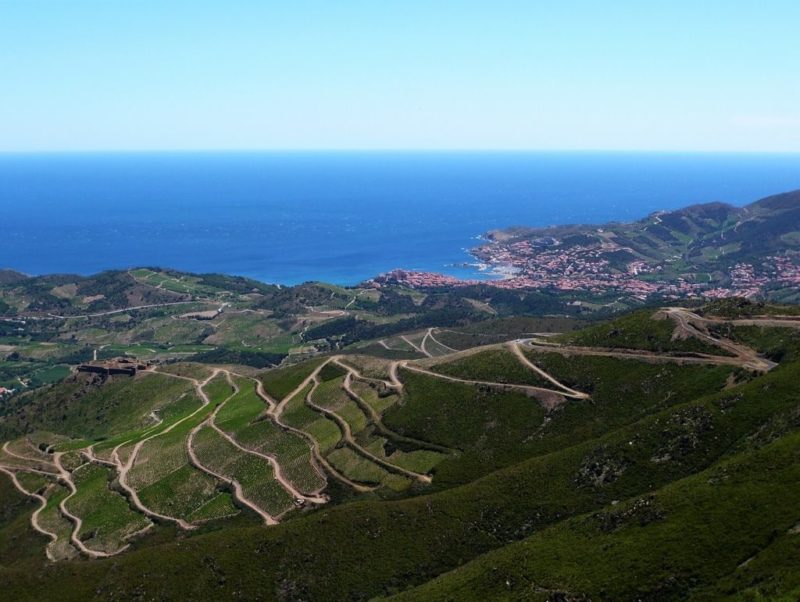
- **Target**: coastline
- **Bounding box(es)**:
[5,151,800,287]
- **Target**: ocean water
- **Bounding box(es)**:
[2,151,800,286]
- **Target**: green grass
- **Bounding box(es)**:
[214,378,266,432]
[232,419,324,494]
[130,268,220,296]
[310,377,370,433]
[38,481,79,560]
[14,472,50,494]
[361,438,445,474]
[560,309,729,355]
[318,362,347,382]
[710,323,800,363]
[432,317,581,350]
[0,372,195,440]
[0,474,50,568]
[0,447,55,474]
[213,377,324,494]
[259,358,326,400]
[281,385,341,454]
[1,357,800,600]
[192,425,294,517]
[336,399,370,434]
[520,350,737,456]
[384,369,547,484]
[137,463,237,523]
[93,392,203,454]
[327,447,406,488]
[350,379,400,414]
[157,363,214,380]
[128,403,234,521]
[389,429,800,601]
[204,375,234,405]
[430,347,551,387]
[337,355,393,381]
[66,463,150,554]
[385,356,733,486]
[27,364,71,387]
[187,491,239,522]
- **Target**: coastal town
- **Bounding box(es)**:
[369,236,800,301]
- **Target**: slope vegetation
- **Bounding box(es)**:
[0,303,797,600]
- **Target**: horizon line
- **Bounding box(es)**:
[2,147,800,156]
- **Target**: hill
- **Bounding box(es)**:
[1,300,799,599]
[0,266,592,391]
[452,189,800,303]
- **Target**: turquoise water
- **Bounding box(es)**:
[2,151,800,285]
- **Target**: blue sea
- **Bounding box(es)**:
[2,152,800,285]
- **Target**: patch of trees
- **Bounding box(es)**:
[198,273,277,294]
[0,299,15,316]
[453,286,574,316]
[253,283,352,318]
[190,347,286,368]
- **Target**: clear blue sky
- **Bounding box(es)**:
[1,0,799,152]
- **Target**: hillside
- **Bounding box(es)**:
[0,266,591,392]
[3,190,799,393]
[1,300,799,599]
[460,189,800,302]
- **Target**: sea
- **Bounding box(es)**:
[2,151,800,286]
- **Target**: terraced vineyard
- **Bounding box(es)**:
[2,304,799,600]
[0,341,466,555]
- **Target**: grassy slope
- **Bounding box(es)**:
[2,356,796,600]
[0,475,48,570]
[1,305,798,598]
[385,356,732,485]
[0,373,194,440]
[429,347,552,387]
[66,463,150,553]
[390,428,800,601]
[709,322,800,364]
[259,358,326,401]
[560,309,729,355]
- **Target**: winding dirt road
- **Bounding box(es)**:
[186,416,279,526]
[340,369,453,454]
[427,328,458,353]
[54,453,124,558]
[1,301,208,323]
[508,342,590,400]
[0,466,59,561]
[210,373,328,505]
[1,441,60,474]
[304,377,432,484]
[520,340,761,370]
[333,358,401,392]
[270,359,333,419]
[401,334,429,357]
[256,358,376,492]
[663,307,777,372]
[401,362,573,402]
[113,369,226,530]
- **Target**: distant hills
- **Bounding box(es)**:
[490,189,800,265]
[468,189,800,302]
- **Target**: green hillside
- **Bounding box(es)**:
[1,300,799,600]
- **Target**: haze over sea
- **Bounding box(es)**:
[2,151,800,286]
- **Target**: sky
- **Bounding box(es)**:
[1,0,799,152]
